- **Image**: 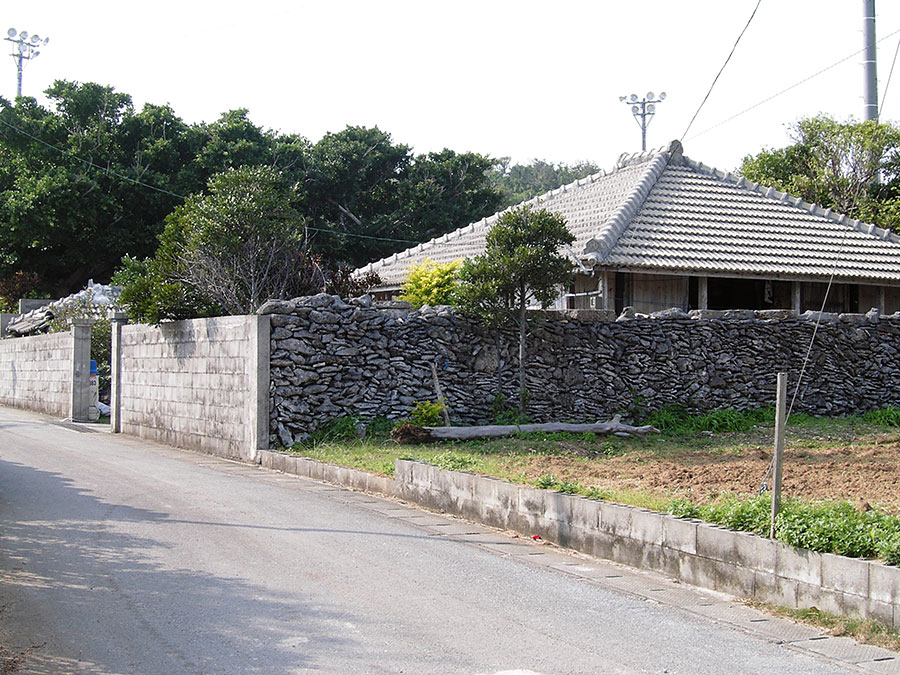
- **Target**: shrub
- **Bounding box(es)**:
[399,258,462,308]
[409,400,447,427]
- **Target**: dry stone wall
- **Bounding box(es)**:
[263,295,900,445]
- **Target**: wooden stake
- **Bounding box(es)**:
[770,372,787,538]
[430,361,451,427]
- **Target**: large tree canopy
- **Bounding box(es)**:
[0,81,502,298]
[488,158,601,209]
[740,115,900,231]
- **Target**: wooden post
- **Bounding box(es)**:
[770,372,787,538]
[792,282,802,312]
[698,276,708,310]
[430,361,451,426]
[601,271,611,310]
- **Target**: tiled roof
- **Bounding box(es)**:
[360,141,900,287]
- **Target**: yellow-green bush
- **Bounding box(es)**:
[399,258,462,308]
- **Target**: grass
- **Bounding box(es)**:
[289,407,900,565]
[747,601,900,652]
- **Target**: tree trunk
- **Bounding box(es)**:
[391,416,660,443]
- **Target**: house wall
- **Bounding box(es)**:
[266,295,900,444]
[0,330,77,418]
[631,274,687,313]
[118,316,269,462]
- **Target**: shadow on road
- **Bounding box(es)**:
[0,458,366,674]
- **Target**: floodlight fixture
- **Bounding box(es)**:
[619,89,667,151]
[5,26,49,97]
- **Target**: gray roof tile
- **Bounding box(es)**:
[360,140,900,286]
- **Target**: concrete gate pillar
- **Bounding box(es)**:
[69,319,94,422]
[110,312,128,433]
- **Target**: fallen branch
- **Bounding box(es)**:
[391,415,659,444]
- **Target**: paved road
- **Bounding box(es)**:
[0,405,891,674]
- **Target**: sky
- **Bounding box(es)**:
[5,1,900,173]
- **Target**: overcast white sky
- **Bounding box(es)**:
[5,1,900,173]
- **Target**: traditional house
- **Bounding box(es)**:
[358,140,900,315]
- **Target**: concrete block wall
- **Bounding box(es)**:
[118,316,269,462]
[391,459,900,629]
[0,330,77,418]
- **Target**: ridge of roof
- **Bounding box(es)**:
[676,153,900,245]
[359,144,670,276]
[581,141,683,264]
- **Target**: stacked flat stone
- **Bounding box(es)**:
[261,294,900,446]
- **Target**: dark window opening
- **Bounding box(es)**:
[688,277,699,310]
[707,278,793,310]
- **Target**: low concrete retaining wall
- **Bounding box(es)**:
[117,316,270,462]
[258,450,398,497]
[0,321,92,420]
[258,450,899,629]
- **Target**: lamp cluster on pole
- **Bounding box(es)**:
[5,27,49,98]
[619,91,666,152]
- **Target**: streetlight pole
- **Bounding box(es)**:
[619,91,666,151]
[5,28,49,98]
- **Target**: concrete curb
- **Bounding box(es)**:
[258,450,899,630]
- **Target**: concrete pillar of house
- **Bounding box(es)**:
[110,312,127,433]
[792,282,802,313]
[879,287,886,314]
[249,314,271,461]
[698,276,708,310]
[69,319,94,422]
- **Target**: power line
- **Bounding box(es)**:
[689,26,900,142]
[681,0,763,142]
[881,34,900,113]
[304,226,419,245]
[0,115,424,247]
[0,115,187,199]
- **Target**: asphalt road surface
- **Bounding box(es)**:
[0,405,881,674]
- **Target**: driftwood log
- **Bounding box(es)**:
[391,415,659,444]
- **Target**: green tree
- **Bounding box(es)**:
[116,165,326,321]
[162,165,318,314]
[456,205,574,413]
[489,158,600,209]
[0,82,199,295]
[399,258,462,308]
[302,127,501,267]
[740,115,900,230]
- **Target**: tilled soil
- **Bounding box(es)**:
[511,434,900,512]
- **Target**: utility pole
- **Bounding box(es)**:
[863,0,878,121]
[5,28,49,98]
[619,91,666,151]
